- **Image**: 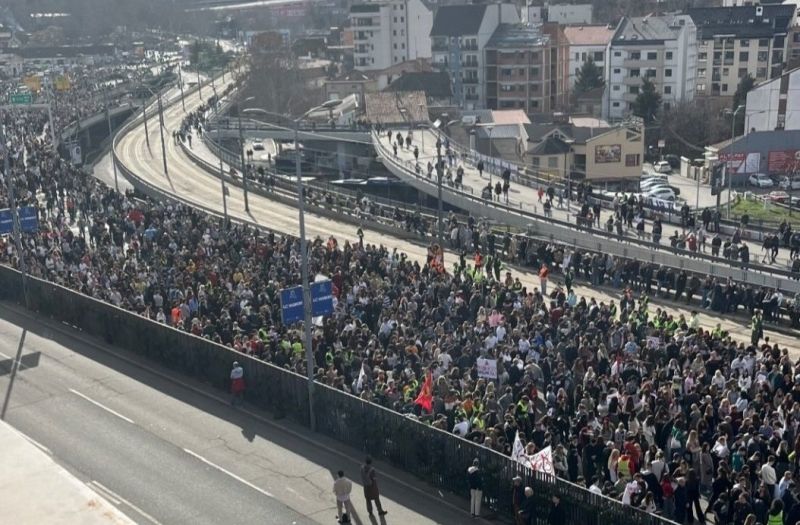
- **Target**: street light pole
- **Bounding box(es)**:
[141,94,150,150]
[237,97,250,212]
[103,88,119,191]
[178,64,186,112]
[436,142,444,243]
[219,150,229,225]
[728,105,745,220]
[197,69,202,100]
[487,126,494,187]
[295,121,316,432]
[157,92,169,177]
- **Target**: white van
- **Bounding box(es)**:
[654,161,672,173]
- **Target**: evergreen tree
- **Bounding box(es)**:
[574,58,605,93]
[632,77,662,123]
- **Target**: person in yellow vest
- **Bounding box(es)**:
[767,499,783,525]
[616,452,634,483]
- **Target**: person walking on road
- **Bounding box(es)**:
[361,457,387,517]
[539,263,549,297]
[333,470,356,523]
[230,361,245,406]
[468,458,483,518]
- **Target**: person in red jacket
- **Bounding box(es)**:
[539,264,549,296]
[230,361,245,406]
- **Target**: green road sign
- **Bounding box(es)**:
[9,93,32,105]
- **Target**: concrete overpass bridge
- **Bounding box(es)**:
[373,129,800,293]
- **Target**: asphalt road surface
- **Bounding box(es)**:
[0,302,475,524]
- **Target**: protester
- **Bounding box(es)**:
[360,457,387,517]
[333,470,355,523]
[468,458,483,518]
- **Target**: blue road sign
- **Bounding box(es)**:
[310,280,334,317]
[0,207,38,235]
[19,207,38,233]
[0,209,11,235]
[280,280,335,324]
[280,285,304,324]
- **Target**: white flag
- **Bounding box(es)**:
[355,363,367,393]
[511,431,532,469]
[530,446,554,475]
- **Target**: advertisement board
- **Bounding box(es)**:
[768,150,800,173]
[595,144,621,164]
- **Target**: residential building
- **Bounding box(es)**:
[688,4,796,101]
[744,65,800,132]
[483,23,555,114]
[385,71,454,106]
[719,130,800,177]
[525,118,644,182]
[605,15,697,121]
[563,24,615,88]
[350,0,433,71]
[430,3,519,108]
[324,70,377,104]
[546,4,593,25]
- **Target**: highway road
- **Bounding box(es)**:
[0,302,476,524]
[112,78,798,352]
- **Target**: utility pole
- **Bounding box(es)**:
[295,121,316,431]
[219,151,229,225]
[237,98,250,212]
[436,141,444,242]
[197,69,202,100]
[0,126,30,308]
[103,88,119,191]
[178,64,186,112]
[157,93,168,177]
[141,94,150,149]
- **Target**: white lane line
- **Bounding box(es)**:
[68,388,135,424]
[88,480,162,525]
[87,480,121,505]
[183,448,275,498]
[8,426,52,455]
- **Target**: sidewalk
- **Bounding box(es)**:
[381,128,794,271]
[0,420,135,525]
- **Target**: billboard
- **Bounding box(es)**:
[595,144,621,163]
[767,150,800,173]
[720,151,760,174]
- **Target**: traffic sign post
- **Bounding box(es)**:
[0,207,39,235]
[280,280,334,324]
[9,93,32,105]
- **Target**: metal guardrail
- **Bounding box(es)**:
[374,130,800,293]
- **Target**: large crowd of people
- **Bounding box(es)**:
[5,72,800,525]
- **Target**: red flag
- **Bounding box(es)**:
[414,370,433,413]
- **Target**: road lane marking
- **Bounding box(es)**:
[88,480,162,525]
[183,447,275,498]
[68,388,135,424]
[7,425,52,455]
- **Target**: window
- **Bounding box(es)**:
[593,51,604,62]
[612,102,620,107]
[740,39,749,47]
[547,157,558,168]
[630,68,640,77]
[758,51,769,62]
[738,68,747,78]
[532,157,540,168]
[722,84,728,92]
[401,43,405,49]
[665,69,672,77]
[393,16,397,22]
[722,68,729,76]
[646,69,656,78]
[613,85,620,91]
[663,102,670,111]
[613,68,621,74]
[530,67,539,76]
[394,43,397,49]
[400,16,404,22]
[664,86,672,94]
[698,68,706,77]
[574,52,579,60]
[629,86,639,94]
[697,83,706,92]
[739,51,749,62]
[757,67,767,78]
[647,52,657,60]
[665,51,673,60]
[698,52,707,61]
[625,154,640,167]
[774,35,785,48]
[400,3,403,9]
[630,51,641,60]
[393,30,397,36]
[581,52,587,61]
[759,39,769,47]
[575,68,580,75]
[614,51,621,57]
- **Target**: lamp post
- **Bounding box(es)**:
[178,63,186,112]
[103,88,120,191]
[243,108,316,431]
[484,124,494,186]
[157,90,168,178]
[728,104,745,220]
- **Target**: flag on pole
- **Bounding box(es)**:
[355,363,367,394]
[414,370,433,413]
[511,431,533,469]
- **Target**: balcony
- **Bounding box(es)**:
[462,77,478,84]
[465,93,479,101]
[462,43,478,51]
[431,42,448,52]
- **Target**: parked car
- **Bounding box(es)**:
[664,154,681,169]
[640,178,670,191]
[645,187,677,201]
[748,173,774,188]
[778,176,800,190]
[654,161,672,173]
[251,140,265,151]
[765,191,790,203]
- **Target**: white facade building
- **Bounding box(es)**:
[745,66,800,132]
[351,0,433,71]
[605,15,697,121]
[547,4,593,25]
[563,25,614,88]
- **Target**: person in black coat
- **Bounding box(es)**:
[548,494,565,525]
[673,477,688,524]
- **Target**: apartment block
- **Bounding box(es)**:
[605,15,697,121]
[563,24,615,88]
[688,4,796,100]
[430,3,519,108]
[351,0,433,71]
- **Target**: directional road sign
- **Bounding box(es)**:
[0,207,39,235]
[9,93,32,105]
[280,280,334,324]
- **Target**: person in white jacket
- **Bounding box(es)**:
[332,470,355,523]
